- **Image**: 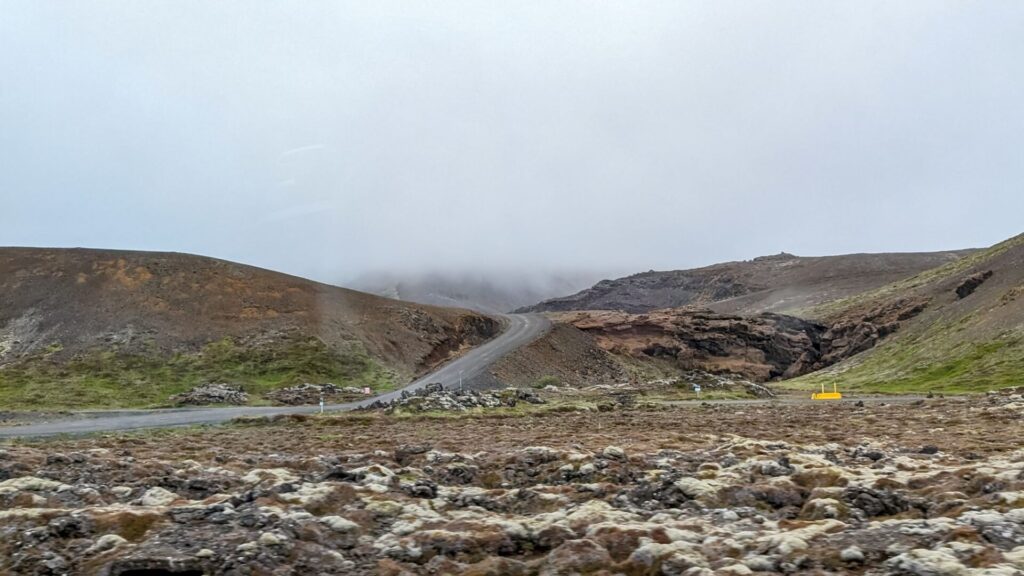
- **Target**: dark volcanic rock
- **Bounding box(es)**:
[842,486,912,517]
[558,309,829,381]
[792,296,931,375]
[557,303,944,383]
[956,270,994,299]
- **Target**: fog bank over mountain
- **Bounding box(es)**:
[349,268,620,314]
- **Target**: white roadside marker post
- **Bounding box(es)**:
[319,393,324,415]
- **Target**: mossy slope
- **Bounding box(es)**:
[793,233,1024,393]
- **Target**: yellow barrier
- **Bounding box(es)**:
[811,383,843,401]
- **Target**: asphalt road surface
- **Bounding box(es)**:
[0,313,552,438]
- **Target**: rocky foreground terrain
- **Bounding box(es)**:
[2,390,1023,575]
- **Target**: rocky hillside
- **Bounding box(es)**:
[548,234,1024,391]
[796,232,1024,392]
[486,323,628,389]
[521,250,975,315]
[0,248,499,408]
[351,269,607,314]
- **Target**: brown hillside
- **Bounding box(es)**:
[0,248,499,407]
[522,250,976,316]
[486,323,627,388]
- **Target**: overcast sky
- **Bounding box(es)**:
[2,1,1022,284]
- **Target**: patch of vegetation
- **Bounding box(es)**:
[97,511,162,541]
[532,375,560,389]
[791,330,1024,394]
[0,335,394,409]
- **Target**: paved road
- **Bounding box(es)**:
[0,314,552,438]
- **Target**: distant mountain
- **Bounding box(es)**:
[350,269,610,314]
[520,250,977,316]
[0,248,498,408]
[797,233,1024,392]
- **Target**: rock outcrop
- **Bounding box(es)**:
[555,309,829,381]
[265,383,368,405]
[788,296,931,375]
[956,270,994,299]
[555,298,941,382]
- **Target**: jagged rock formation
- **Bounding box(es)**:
[956,270,994,299]
[554,303,939,382]
[553,309,827,381]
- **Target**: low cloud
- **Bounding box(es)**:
[1,1,1022,286]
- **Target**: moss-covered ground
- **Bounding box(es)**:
[787,328,1024,394]
[0,336,394,409]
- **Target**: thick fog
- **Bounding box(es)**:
[2,1,1023,286]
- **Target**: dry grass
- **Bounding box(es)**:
[13,396,1021,461]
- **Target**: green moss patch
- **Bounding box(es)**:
[792,331,1024,394]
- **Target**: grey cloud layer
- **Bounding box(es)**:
[2,1,1022,284]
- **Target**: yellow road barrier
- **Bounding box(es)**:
[811,383,843,400]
